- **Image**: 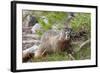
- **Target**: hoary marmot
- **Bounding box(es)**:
[34,29,72,58]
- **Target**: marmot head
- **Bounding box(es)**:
[58,29,71,41]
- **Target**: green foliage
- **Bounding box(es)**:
[36,30,43,37]
[74,47,91,60]
[73,40,91,60]
[70,13,91,32]
[32,53,70,62]
[38,17,52,30]
[36,11,68,36]
[46,12,68,24]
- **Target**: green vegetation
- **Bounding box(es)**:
[70,13,91,32]
[36,11,68,36]
[32,53,70,62]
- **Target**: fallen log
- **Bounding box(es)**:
[22,45,39,62]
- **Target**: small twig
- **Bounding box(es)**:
[68,54,75,60]
[41,48,47,56]
[79,39,90,50]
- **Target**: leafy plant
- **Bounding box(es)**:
[36,11,68,36]
[70,13,91,32]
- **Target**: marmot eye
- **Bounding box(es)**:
[67,34,70,38]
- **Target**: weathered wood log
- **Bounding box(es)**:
[22,45,39,62]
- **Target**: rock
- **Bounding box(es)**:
[31,23,41,33]
[23,15,37,27]
[22,40,40,44]
[22,34,40,40]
